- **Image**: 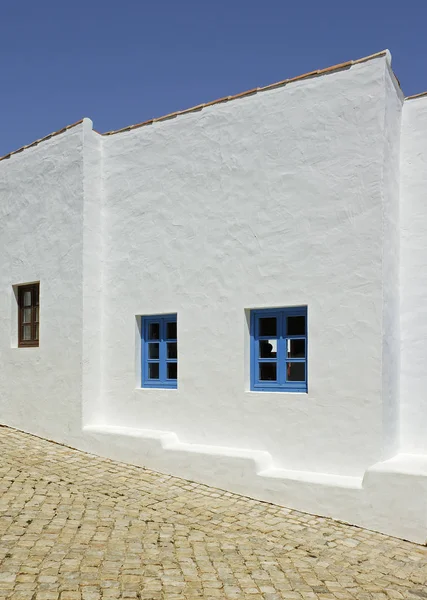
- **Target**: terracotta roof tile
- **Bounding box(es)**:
[319,61,352,74]
[203,95,233,107]
[154,111,181,122]
[257,79,290,92]
[176,103,206,115]
[228,88,258,99]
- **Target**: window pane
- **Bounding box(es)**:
[287,315,305,336]
[259,362,277,381]
[148,322,160,340]
[259,339,277,358]
[287,338,306,358]
[166,321,177,340]
[148,363,159,379]
[34,306,39,322]
[22,325,31,341]
[22,308,32,324]
[259,317,277,337]
[287,362,305,382]
[148,343,159,359]
[167,342,177,359]
[167,363,177,380]
[35,323,39,341]
[23,291,32,306]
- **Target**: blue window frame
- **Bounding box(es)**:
[141,314,177,389]
[250,306,307,392]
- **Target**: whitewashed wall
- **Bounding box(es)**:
[98,54,396,477]
[400,95,427,454]
[381,65,402,458]
[2,52,427,543]
[81,121,103,427]
[0,125,86,444]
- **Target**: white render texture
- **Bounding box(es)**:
[1,50,427,544]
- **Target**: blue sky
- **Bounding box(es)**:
[1,1,426,157]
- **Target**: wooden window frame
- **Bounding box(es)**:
[250,306,308,393]
[141,314,177,389]
[18,283,39,348]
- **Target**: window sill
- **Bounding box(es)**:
[249,387,308,394]
[17,344,40,349]
[140,384,178,390]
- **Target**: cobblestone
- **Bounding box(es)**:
[1,426,427,599]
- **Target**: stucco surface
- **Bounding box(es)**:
[0,125,85,444]
[1,52,427,544]
[380,64,403,458]
[400,95,427,454]
[81,120,103,427]
[100,56,388,477]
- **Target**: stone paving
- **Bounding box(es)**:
[1,426,427,600]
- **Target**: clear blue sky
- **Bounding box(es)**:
[1,1,426,157]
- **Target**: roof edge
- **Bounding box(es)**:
[405,91,427,101]
[102,50,389,136]
[0,50,392,161]
[0,119,84,163]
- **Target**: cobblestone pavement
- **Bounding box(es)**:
[1,427,427,600]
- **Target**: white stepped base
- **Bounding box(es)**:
[83,424,427,544]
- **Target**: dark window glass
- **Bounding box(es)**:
[287,338,306,358]
[259,317,277,337]
[148,322,160,340]
[167,342,177,359]
[167,363,177,380]
[259,363,277,381]
[287,362,305,382]
[287,315,305,336]
[148,343,159,359]
[166,321,177,340]
[148,363,160,379]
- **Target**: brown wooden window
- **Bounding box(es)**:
[18,283,39,347]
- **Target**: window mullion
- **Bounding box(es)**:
[278,311,285,386]
[159,318,167,384]
[254,315,259,384]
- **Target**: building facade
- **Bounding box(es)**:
[1,50,427,543]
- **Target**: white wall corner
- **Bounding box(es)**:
[81,119,104,426]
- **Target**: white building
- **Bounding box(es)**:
[1,50,427,544]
